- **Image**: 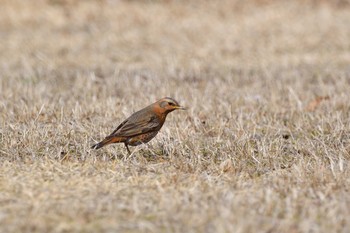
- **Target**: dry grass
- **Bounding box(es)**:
[1,0,350,232]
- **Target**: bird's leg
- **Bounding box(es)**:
[124,143,131,155]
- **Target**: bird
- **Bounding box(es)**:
[91,97,186,154]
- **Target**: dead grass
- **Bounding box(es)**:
[1,0,350,232]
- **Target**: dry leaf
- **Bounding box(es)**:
[306,96,330,112]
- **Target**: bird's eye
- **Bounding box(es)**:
[169,102,175,106]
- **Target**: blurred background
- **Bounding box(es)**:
[2,0,349,74]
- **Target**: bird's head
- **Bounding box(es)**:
[156,97,186,114]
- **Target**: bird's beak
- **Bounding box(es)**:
[175,105,187,110]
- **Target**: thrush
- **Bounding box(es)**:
[91,97,186,154]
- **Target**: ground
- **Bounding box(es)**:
[1,0,350,232]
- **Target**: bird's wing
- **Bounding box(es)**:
[108,111,160,137]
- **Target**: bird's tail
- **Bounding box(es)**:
[91,136,124,150]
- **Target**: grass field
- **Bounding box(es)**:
[1,0,350,232]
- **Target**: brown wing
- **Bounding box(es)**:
[108,109,161,138]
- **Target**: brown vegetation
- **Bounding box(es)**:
[1,0,350,232]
